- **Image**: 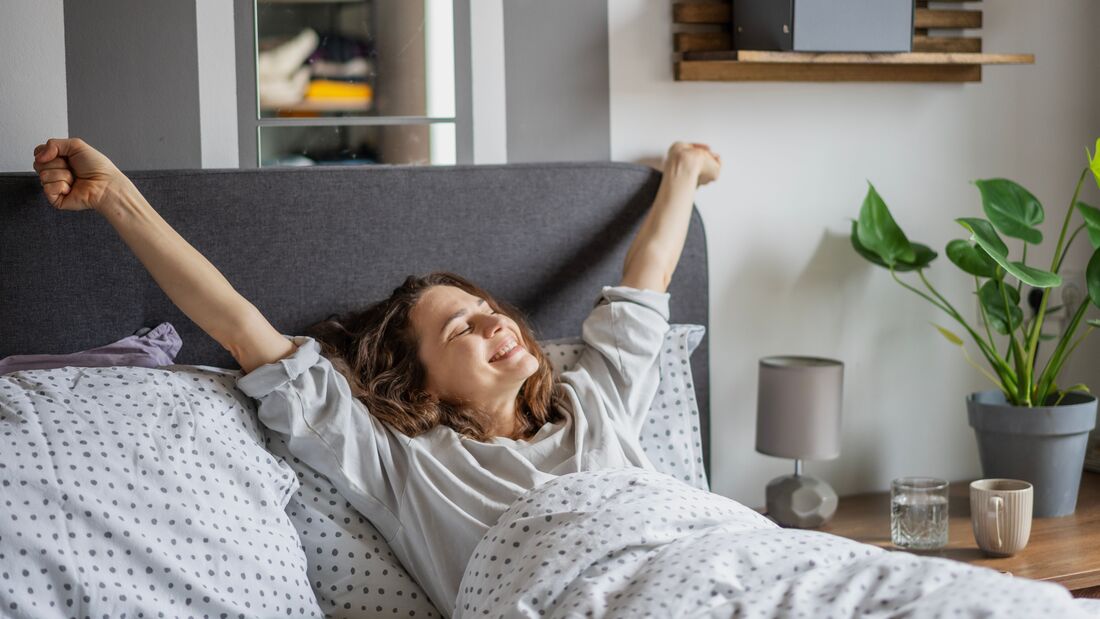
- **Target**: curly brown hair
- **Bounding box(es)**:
[306,272,566,442]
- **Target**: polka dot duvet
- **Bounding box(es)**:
[456,468,1098,619]
[0,365,323,619]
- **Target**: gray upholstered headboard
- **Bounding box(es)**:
[0,162,710,473]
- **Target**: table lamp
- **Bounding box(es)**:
[756,356,844,528]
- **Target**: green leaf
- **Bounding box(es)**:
[857,183,916,267]
[975,178,1044,244]
[946,239,997,277]
[957,217,1062,287]
[1089,138,1100,191]
[1007,262,1063,288]
[902,243,938,271]
[932,323,964,346]
[1087,246,1100,308]
[1053,383,1092,406]
[850,220,888,267]
[979,279,1023,334]
[850,221,936,272]
[1088,319,1100,328]
[957,217,1008,256]
[1076,202,1100,250]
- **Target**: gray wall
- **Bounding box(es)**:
[503,0,610,162]
[0,1,68,173]
[64,0,202,170]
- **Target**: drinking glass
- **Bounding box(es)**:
[891,477,949,550]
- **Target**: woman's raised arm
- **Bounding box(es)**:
[620,142,721,293]
[32,137,295,373]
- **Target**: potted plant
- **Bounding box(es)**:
[850,140,1100,517]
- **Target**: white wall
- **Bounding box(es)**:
[0,0,67,172]
[610,0,1100,507]
[196,0,240,168]
[470,0,508,164]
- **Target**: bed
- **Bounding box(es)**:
[0,162,711,618]
[1,163,1095,618]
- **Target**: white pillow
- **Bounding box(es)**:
[267,433,442,618]
[0,365,323,618]
[269,324,709,617]
[541,323,709,490]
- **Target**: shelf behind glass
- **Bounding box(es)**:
[256,0,454,119]
[259,122,456,167]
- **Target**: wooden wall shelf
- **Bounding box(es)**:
[673,0,1034,83]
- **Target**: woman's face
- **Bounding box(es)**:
[410,285,540,410]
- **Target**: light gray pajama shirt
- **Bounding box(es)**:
[236,285,670,616]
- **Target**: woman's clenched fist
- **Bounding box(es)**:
[32,138,124,212]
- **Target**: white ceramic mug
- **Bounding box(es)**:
[970,479,1033,557]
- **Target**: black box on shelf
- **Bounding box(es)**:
[733,0,914,53]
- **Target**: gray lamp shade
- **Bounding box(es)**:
[756,356,843,461]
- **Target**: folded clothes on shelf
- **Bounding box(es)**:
[309,33,372,65]
[258,28,320,108]
[259,28,319,81]
[260,67,311,108]
[306,79,373,101]
[309,57,372,80]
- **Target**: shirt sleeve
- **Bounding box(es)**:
[236,335,407,540]
[560,285,671,437]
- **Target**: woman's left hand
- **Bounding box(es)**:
[665,142,721,186]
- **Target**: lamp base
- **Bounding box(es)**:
[765,474,838,528]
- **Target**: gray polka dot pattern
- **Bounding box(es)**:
[0,366,323,618]
[456,469,1098,618]
[266,433,441,618]
[542,324,708,490]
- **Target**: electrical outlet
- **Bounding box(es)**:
[1028,269,1085,336]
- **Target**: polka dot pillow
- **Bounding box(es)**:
[540,323,709,491]
[0,365,323,618]
[265,433,442,618]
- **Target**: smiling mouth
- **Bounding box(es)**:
[489,338,522,363]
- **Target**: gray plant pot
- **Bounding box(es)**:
[967,390,1097,518]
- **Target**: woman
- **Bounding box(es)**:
[32,137,720,615]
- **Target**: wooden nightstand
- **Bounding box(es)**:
[818,471,1100,598]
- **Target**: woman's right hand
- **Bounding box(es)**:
[32,138,125,212]
[30,138,295,373]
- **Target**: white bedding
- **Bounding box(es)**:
[6,366,1096,618]
[0,366,323,618]
[457,468,1098,618]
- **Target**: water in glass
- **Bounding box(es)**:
[891,478,949,550]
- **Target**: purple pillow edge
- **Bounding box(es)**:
[0,322,183,375]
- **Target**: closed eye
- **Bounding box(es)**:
[450,310,499,341]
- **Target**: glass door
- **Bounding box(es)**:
[240,0,467,167]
